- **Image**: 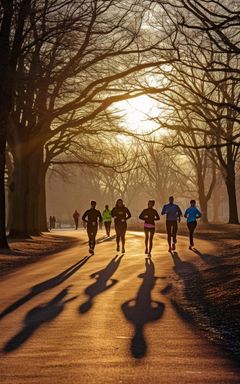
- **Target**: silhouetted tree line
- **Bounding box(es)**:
[0,0,177,247]
[0,0,239,248]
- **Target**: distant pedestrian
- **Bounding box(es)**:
[111,199,131,254]
[52,216,56,229]
[161,196,182,252]
[139,200,160,257]
[82,201,103,255]
[73,210,80,230]
[102,205,112,237]
[49,216,53,230]
[184,200,202,249]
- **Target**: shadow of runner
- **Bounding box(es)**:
[121,258,165,359]
[3,286,77,352]
[0,256,90,319]
[171,251,240,361]
[192,248,223,265]
[79,255,123,314]
[96,235,116,244]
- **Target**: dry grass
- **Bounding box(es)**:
[169,224,240,361]
[0,233,79,279]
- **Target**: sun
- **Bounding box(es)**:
[117,94,159,134]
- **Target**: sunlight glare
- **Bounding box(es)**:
[118,95,159,134]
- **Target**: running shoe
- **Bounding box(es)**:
[145,248,148,254]
[189,245,192,250]
[172,243,176,251]
[168,247,172,252]
[122,248,125,254]
[116,245,120,252]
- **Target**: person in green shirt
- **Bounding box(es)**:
[102,204,112,237]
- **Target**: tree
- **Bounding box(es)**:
[6,0,177,239]
[0,0,32,247]
[138,141,189,206]
[139,1,240,222]
[169,131,216,222]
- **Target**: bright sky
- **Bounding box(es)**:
[117,94,159,135]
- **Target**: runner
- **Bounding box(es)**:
[161,196,182,252]
[139,200,160,257]
[102,205,112,237]
[184,200,202,249]
[82,201,103,255]
[111,199,131,254]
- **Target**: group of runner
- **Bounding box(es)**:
[80,196,202,256]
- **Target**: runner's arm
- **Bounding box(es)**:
[196,209,202,219]
[111,208,117,219]
[161,205,166,215]
[98,211,103,222]
[82,211,88,222]
[178,206,183,217]
[126,208,131,220]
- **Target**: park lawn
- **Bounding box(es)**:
[0,232,79,279]
[170,223,240,361]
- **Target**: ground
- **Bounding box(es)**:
[0,228,240,384]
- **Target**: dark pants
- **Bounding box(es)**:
[187,221,197,246]
[166,220,178,246]
[74,219,79,230]
[115,224,127,248]
[144,228,155,252]
[87,225,98,250]
[104,221,111,236]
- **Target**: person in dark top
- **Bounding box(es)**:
[139,200,160,257]
[161,196,182,252]
[82,201,103,255]
[52,216,56,229]
[111,199,131,253]
[49,216,53,230]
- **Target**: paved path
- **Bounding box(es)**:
[0,231,239,384]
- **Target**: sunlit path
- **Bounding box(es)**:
[0,231,239,384]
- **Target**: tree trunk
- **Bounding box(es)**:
[225,166,239,224]
[197,171,209,223]
[212,189,219,223]
[199,196,208,223]
[0,1,14,248]
[9,144,48,237]
[0,122,8,248]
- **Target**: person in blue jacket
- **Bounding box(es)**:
[184,200,202,249]
[161,196,182,252]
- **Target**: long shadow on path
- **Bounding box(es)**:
[96,235,116,244]
[171,251,240,361]
[121,258,165,359]
[3,286,77,352]
[79,255,123,314]
[0,256,90,320]
[192,248,223,265]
